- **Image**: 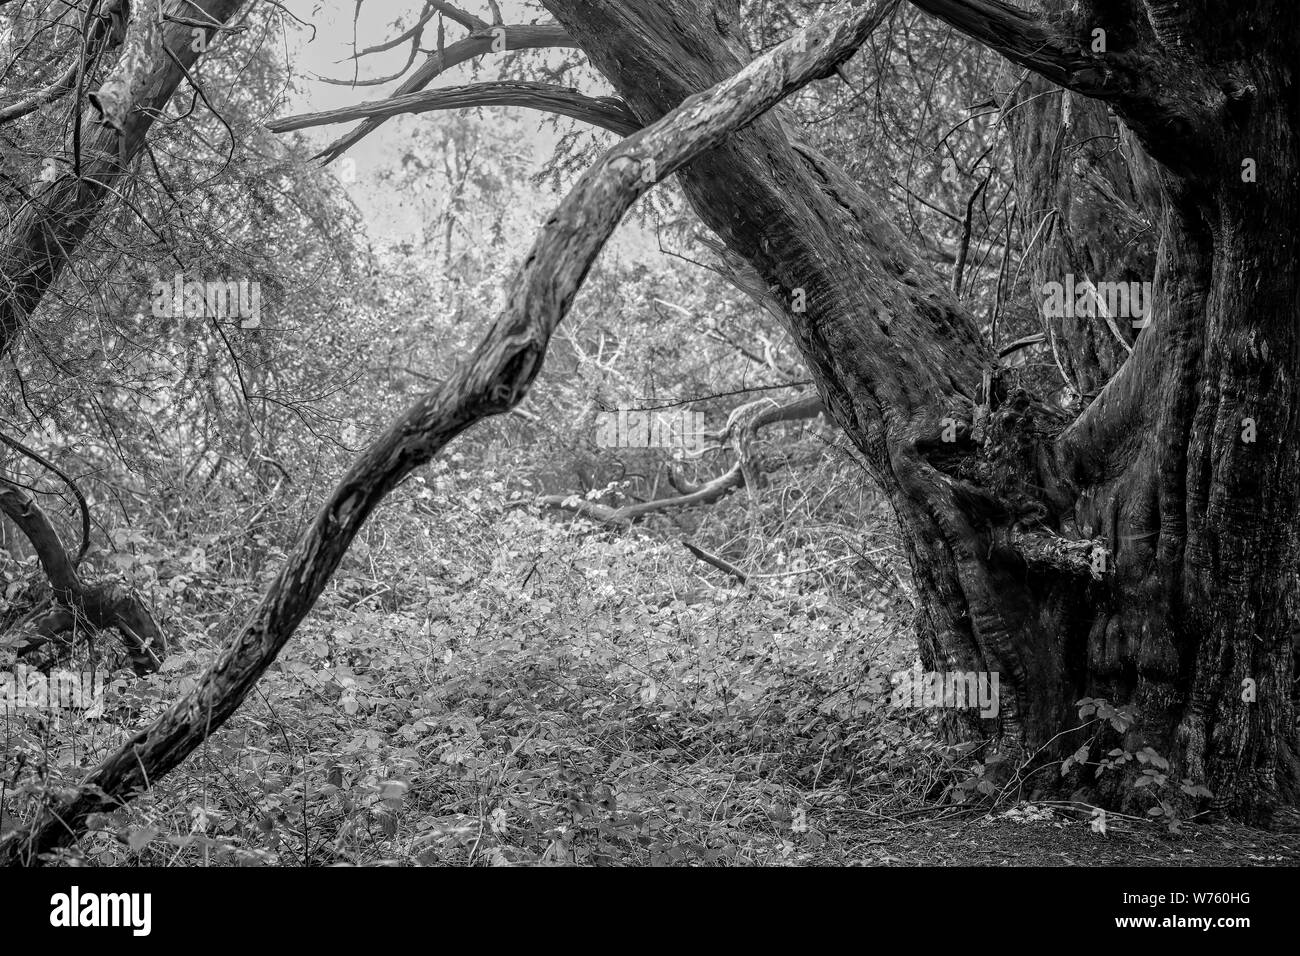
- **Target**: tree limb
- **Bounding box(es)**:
[682,539,748,584]
[539,462,745,524]
[538,393,824,526]
[269,81,641,138]
[312,23,579,165]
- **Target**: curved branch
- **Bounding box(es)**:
[0,479,163,674]
[538,393,825,526]
[539,462,745,525]
[0,479,79,597]
[0,0,899,866]
[682,540,748,584]
[0,430,92,567]
[313,23,578,164]
[426,1,488,32]
[269,81,641,139]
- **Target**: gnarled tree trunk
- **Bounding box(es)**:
[543,0,1300,822]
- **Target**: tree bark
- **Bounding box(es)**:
[538,0,1300,822]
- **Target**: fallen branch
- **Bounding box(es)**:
[539,462,744,525]
[538,393,824,526]
[681,540,749,585]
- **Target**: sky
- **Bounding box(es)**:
[277,1,578,245]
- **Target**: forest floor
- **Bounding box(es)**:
[5,494,1299,866]
[798,808,1300,866]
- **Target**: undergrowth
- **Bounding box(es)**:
[0,461,995,866]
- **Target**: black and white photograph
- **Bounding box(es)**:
[0,0,1292,930]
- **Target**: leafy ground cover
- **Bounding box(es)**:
[4,474,1291,866]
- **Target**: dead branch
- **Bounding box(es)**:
[681,540,749,585]
[269,81,640,138]
[538,392,825,527]
[313,23,579,164]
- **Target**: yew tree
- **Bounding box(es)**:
[528,0,1300,823]
[3,0,1297,862]
[422,0,1296,822]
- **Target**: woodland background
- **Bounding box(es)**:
[0,0,1294,865]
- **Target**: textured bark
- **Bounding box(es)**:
[536,0,1300,822]
[1004,74,1157,399]
[312,23,579,164]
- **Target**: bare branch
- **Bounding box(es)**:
[537,393,824,526]
[313,23,579,164]
[269,81,641,138]
[539,462,744,525]
[427,0,487,32]
[0,479,164,674]
[682,539,749,584]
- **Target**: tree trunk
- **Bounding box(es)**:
[543,0,1300,822]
